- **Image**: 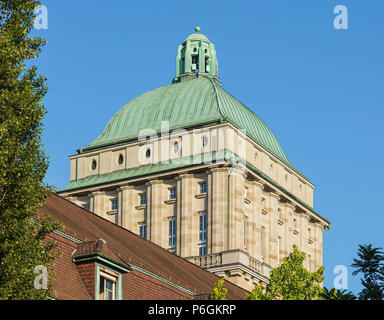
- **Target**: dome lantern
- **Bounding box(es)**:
[173,27,219,84]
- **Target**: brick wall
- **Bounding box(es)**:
[76,262,95,299]
[48,232,195,300]
[46,233,91,300]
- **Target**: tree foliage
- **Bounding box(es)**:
[246,245,324,300]
[0,0,60,299]
[351,244,384,300]
[210,278,228,300]
[320,287,356,300]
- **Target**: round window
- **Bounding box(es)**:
[91,159,97,171]
[145,148,151,158]
[118,154,124,165]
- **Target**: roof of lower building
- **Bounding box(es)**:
[37,194,248,300]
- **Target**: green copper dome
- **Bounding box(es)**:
[80,77,305,178]
[79,28,307,180]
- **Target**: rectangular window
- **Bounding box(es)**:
[139,224,147,239]
[199,213,207,242]
[84,201,90,211]
[99,272,116,300]
[140,193,147,205]
[199,244,207,256]
[111,198,118,211]
[200,182,207,194]
[169,219,176,248]
[169,188,176,200]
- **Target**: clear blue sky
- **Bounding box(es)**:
[32,0,384,295]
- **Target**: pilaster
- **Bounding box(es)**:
[119,185,134,230]
[269,193,280,268]
[209,167,229,254]
[91,191,105,218]
[176,174,194,257]
[229,167,246,251]
[252,181,264,260]
[147,179,163,247]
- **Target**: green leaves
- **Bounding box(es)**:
[210,278,228,300]
[246,245,324,300]
[320,287,356,300]
[0,0,59,299]
[351,244,384,300]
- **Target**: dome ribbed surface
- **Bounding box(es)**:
[82,77,301,177]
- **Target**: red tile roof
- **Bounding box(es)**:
[37,194,247,300]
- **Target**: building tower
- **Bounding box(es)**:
[59,28,330,291]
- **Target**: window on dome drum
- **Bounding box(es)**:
[169,188,176,200]
[199,182,207,194]
[84,201,90,211]
[199,213,207,243]
[139,223,147,239]
[118,154,124,165]
[99,272,117,300]
[139,193,147,205]
[91,159,97,171]
[111,198,118,211]
[173,142,179,153]
[169,219,176,249]
[202,135,208,147]
[145,148,151,158]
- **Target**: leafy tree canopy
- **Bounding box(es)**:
[0,0,60,299]
[247,245,324,300]
[351,244,384,300]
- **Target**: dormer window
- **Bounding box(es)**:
[73,239,129,301]
[99,271,117,300]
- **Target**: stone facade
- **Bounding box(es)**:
[59,124,329,292]
[59,28,329,292]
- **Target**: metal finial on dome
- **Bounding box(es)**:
[195,26,200,33]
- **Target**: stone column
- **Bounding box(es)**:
[252,181,264,260]
[228,166,246,251]
[145,182,152,241]
[209,167,229,254]
[314,222,326,270]
[147,179,163,247]
[269,193,280,268]
[91,191,105,218]
[176,174,194,257]
[119,185,134,231]
[300,212,311,268]
[284,203,296,258]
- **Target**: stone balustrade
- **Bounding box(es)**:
[185,249,271,284]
